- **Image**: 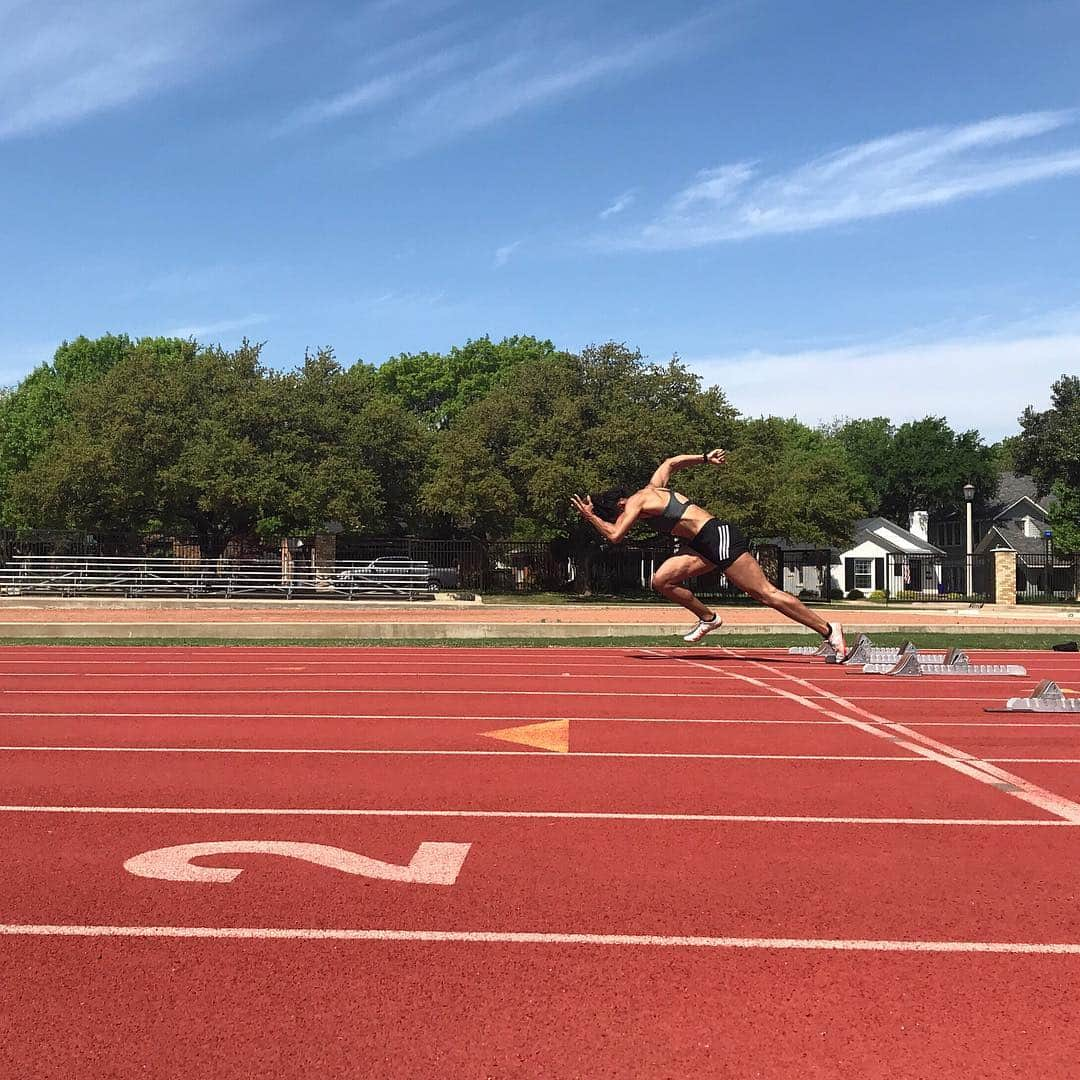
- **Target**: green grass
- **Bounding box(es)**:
[1,632,1074,650]
[477,593,1028,612]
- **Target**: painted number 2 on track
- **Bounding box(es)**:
[124,841,472,885]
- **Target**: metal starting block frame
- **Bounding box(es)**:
[839,636,953,667]
[863,650,1026,677]
[992,680,1080,713]
[788,640,837,659]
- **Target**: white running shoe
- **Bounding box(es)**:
[826,621,847,657]
[683,615,723,643]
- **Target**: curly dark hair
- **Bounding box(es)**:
[589,487,630,522]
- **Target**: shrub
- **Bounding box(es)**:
[846,588,865,600]
[868,590,886,602]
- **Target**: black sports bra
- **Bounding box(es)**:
[650,489,691,534]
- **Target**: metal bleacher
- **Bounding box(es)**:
[0,555,438,601]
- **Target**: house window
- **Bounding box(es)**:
[853,558,873,590]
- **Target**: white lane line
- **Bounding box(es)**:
[0,671,1048,686]
[0,805,1067,825]
[2,744,1075,763]
[4,711,1080,729]
[695,653,1080,824]
[0,745,927,761]
[0,671,758,680]
[0,689,799,699]
[0,711,850,724]
[0,693,1043,704]
[3,924,1080,953]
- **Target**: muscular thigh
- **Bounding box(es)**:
[652,553,716,585]
[719,552,771,594]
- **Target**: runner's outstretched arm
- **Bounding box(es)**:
[649,449,726,487]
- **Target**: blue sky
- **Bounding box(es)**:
[2,0,1079,438]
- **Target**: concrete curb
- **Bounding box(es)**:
[0,621,1072,641]
[0,621,689,640]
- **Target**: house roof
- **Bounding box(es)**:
[851,517,945,556]
[977,522,1053,558]
[989,472,1052,516]
[766,515,945,556]
[939,472,1054,522]
[849,529,909,556]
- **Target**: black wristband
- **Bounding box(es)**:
[703,449,710,462]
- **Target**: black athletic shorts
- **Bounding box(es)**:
[676,518,749,572]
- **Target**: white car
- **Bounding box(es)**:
[335,557,458,593]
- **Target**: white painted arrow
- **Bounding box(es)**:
[123,840,471,885]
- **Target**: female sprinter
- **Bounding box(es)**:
[571,449,846,651]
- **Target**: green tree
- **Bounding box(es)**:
[702,417,868,545]
[422,342,738,541]
[1015,374,1080,493]
[6,342,428,552]
[0,334,191,523]
[1048,481,1080,553]
[375,335,558,428]
[875,418,999,520]
[992,434,1021,473]
[824,416,894,511]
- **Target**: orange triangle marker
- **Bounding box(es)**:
[482,719,569,753]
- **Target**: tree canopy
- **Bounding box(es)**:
[4,340,427,553]
[374,335,557,429]
[826,415,1000,520]
[1014,375,1080,554]
[5,330,1074,556]
[1015,374,1080,494]
[421,342,740,538]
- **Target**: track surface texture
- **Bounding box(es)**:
[2,643,1080,1079]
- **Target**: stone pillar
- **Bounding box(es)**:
[992,548,1017,606]
[313,532,337,591]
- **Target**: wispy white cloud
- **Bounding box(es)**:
[0,0,259,141]
[599,190,637,219]
[278,45,472,133]
[614,110,1080,249]
[282,8,719,156]
[362,289,452,311]
[493,241,522,268]
[162,314,270,340]
[688,316,1080,439]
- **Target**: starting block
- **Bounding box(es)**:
[995,680,1080,713]
[837,633,872,663]
[863,651,1027,677]
[823,634,918,666]
[834,635,955,668]
[788,640,837,659]
[843,635,950,669]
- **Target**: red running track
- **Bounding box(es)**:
[2,644,1080,1079]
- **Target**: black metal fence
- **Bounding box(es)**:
[882,553,994,603]
[1016,553,1080,603]
[777,548,841,602]
[0,529,839,602]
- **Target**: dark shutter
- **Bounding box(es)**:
[874,558,885,590]
[845,560,855,592]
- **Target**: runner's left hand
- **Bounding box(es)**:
[570,494,594,517]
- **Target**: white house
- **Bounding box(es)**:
[831,513,946,596]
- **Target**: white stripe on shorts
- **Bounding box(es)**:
[720,524,729,562]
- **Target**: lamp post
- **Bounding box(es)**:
[963,482,975,597]
[1044,529,1054,600]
